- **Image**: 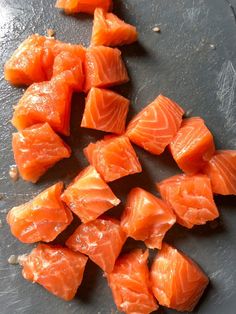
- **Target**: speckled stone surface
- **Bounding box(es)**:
[0,1,236,313]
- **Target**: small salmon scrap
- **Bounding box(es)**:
[12,71,75,136]
[7,182,72,243]
[150,243,209,312]
[203,150,236,195]
[4,34,85,86]
[61,166,120,223]
[20,244,88,300]
[91,8,137,46]
[55,0,112,15]
[12,123,71,183]
[170,117,215,174]
[107,249,158,314]
[81,87,130,134]
[126,94,185,155]
[121,187,176,249]
[84,46,129,92]
[157,174,219,229]
[84,135,142,182]
[66,217,126,273]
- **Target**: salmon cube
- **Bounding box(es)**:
[170,117,215,174]
[7,182,73,243]
[20,244,88,301]
[126,94,184,155]
[12,123,71,183]
[61,166,120,222]
[91,8,137,46]
[84,46,129,92]
[150,243,209,312]
[66,217,126,273]
[107,249,158,314]
[81,87,129,134]
[83,135,142,182]
[121,187,176,249]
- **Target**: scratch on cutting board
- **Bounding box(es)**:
[216,61,236,134]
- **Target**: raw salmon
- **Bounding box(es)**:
[157,174,219,229]
[150,243,209,312]
[66,217,126,273]
[81,87,129,134]
[11,71,74,136]
[4,34,85,86]
[121,187,176,249]
[84,46,129,92]
[107,249,158,314]
[44,37,85,80]
[91,8,138,46]
[126,94,185,155]
[7,182,72,243]
[12,123,71,183]
[203,150,236,195]
[52,51,85,91]
[20,244,88,301]
[170,117,215,174]
[4,34,47,85]
[55,0,112,14]
[61,166,120,222]
[84,135,142,182]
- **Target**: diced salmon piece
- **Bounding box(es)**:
[61,166,120,222]
[7,182,72,243]
[84,135,142,182]
[170,117,215,174]
[91,8,137,46]
[55,0,112,14]
[84,46,129,92]
[66,217,126,273]
[157,174,219,229]
[4,34,47,85]
[12,71,74,136]
[150,243,209,312]
[121,187,176,249]
[4,34,85,86]
[52,51,85,91]
[12,123,71,183]
[81,87,129,134]
[203,150,236,195]
[107,249,158,314]
[126,94,185,155]
[20,244,88,301]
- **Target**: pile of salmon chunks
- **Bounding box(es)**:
[4,1,236,313]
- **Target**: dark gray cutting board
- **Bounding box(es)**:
[1,0,236,313]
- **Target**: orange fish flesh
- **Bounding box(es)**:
[91,8,137,46]
[4,34,85,86]
[150,243,209,312]
[12,123,71,183]
[157,174,219,229]
[66,217,126,273]
[81,87,130,134]
[84,46,129,92]
[61,166,120,223]
[126,94,184,155]
[107,249,158,314]
[7,182,73,243]
[11,71,74,136]
[84,135,142,182]
[203,150,236,195]
[121,187,176,249]
[169,117,215,174]
[55,0,112,14]
[20,243,88,301]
